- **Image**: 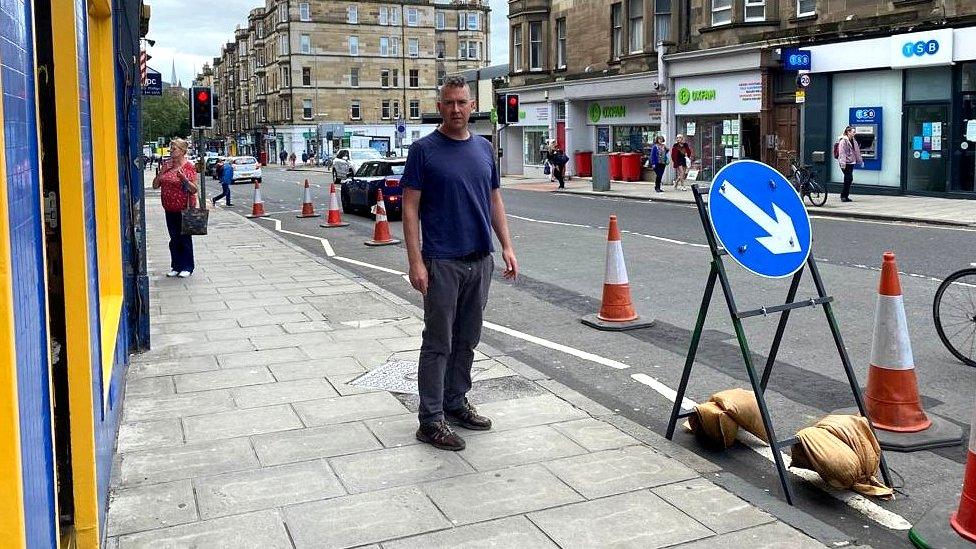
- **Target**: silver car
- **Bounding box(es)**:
[332,148,383,183]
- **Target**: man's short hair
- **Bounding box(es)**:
[438,75,470,99]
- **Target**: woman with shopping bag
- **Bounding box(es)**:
[152,138,199,278]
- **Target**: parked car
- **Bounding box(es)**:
[205,156,225,178]
[332,148,382,183]
[340,159,406,219]
[230,156,262,184]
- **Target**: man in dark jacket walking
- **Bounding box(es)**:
[211,159,234,206]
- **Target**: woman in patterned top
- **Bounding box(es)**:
[152,138,198,278]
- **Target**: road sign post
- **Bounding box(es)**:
[664,163,893,506]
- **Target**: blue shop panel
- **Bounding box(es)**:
[849,107,883,171]
[1,1,58,546]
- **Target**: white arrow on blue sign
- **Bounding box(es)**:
[707,160,812,278]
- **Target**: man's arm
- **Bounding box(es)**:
[490,189,518,280]
[402,187,427,295]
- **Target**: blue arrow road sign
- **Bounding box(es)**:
[707,160,812,278]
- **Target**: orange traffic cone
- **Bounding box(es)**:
[952,424,976,542]
[864,251,931,433]
[364,189,400,246]
[581,215,653,331]
[296,179,320,218]
[319,183,349,228]
[246,180,268,218]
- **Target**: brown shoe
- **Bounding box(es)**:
[445,399,493,431]
[416,420,466,451]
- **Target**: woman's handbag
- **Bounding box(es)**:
[181,205,209,235]
[543,161,551,175]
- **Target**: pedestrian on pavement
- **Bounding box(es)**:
[279,150,288,165]
[549,146,569,189]
[289,152,297,169]
[670,134,693,190]
[650,135,669,193]
[401,75,519,452]
[211,159,234,207]
[836,125,864,202]
[301,151,308,165]
[152,138,198,278]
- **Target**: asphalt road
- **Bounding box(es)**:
[215,166,976,547]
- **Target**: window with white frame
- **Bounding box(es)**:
[409,100,420,119]
[381,69,390,88]
[302,99,313,119]
[459,12,467,30]
[300,34,311,54]
[468,41,479,60]
[393,100,400,119]
[281,65,290,87]
[382,100,391,119]
[712,0,732,25]
[611,3,622,59]
[409,69,419,88]
[437,69,446,85]
[744,0,765,21]
[279,34,289,54]
[654,0,671,43]
[628,0,643,53]
[467,12,479,30]
[392,69,399,87]
[408,38,419,57]
[435,11,445,29]
[407,7,418,26]
[350,100,361,120]
[279,3,287,21]
[529,22,542,69]
[302,67,311,86]
[379,6,388,25]
[347,6,358,24]
[349,36,359,55]
[390,6,400,25]
[797,0,816,16]
[556,18,566,68]
[512,25,522,70]
[436,40,445,58]
[350,67,359,87]
[380,37,390,56]
[299,2,310,21]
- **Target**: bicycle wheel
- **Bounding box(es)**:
[805,178,828,207]
[933,268,976,367]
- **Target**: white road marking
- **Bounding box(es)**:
[482,321,629,369]
[252,210,915,531]
[507,214,591,228]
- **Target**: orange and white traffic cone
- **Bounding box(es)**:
[864,251,930,433]
[296,179,320,218]
[908,400,976,548]
[319,183,349,228]
[364,189,400,246]
[581,215,653,331]
[952,421,976,543]
[854,251,963,452]
[246,180,268,218]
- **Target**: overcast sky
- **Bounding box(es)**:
[148,0,509,86]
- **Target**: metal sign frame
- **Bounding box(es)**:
[665,184,893,506]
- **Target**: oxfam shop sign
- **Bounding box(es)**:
[677,87,717,105]
[588,103,627,124]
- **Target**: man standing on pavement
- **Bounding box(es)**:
[401,76,519,451]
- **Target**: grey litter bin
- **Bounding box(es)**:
[591,153,611,191]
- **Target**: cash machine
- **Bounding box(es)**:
[849,107,882,170]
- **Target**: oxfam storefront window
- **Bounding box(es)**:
[586,97,662,153]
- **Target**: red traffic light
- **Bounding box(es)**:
[508,96,518,106]
[196,90,209,102]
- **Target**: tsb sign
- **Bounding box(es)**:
[902,40,939,57]
[890,29,953,68]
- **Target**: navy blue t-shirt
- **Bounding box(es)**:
[400,130,499,260]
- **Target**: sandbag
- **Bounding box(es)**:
[687,388,768,449]
[791,414,893,499]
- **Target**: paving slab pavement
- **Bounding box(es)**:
[105,190,830,548]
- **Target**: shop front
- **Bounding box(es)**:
[585,97,662,156]
[511,101,553,176]
[804,26,976,197]
[674,71,762,183]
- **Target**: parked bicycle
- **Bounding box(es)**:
[933,264,976,367]
[786,155,828,207]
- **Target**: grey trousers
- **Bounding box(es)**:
[418,255,493,425]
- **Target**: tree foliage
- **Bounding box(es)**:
[141,90,191,144]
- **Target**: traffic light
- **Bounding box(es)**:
[191,86,213,129]
[505,94,519,125]
[495,94,507,124]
